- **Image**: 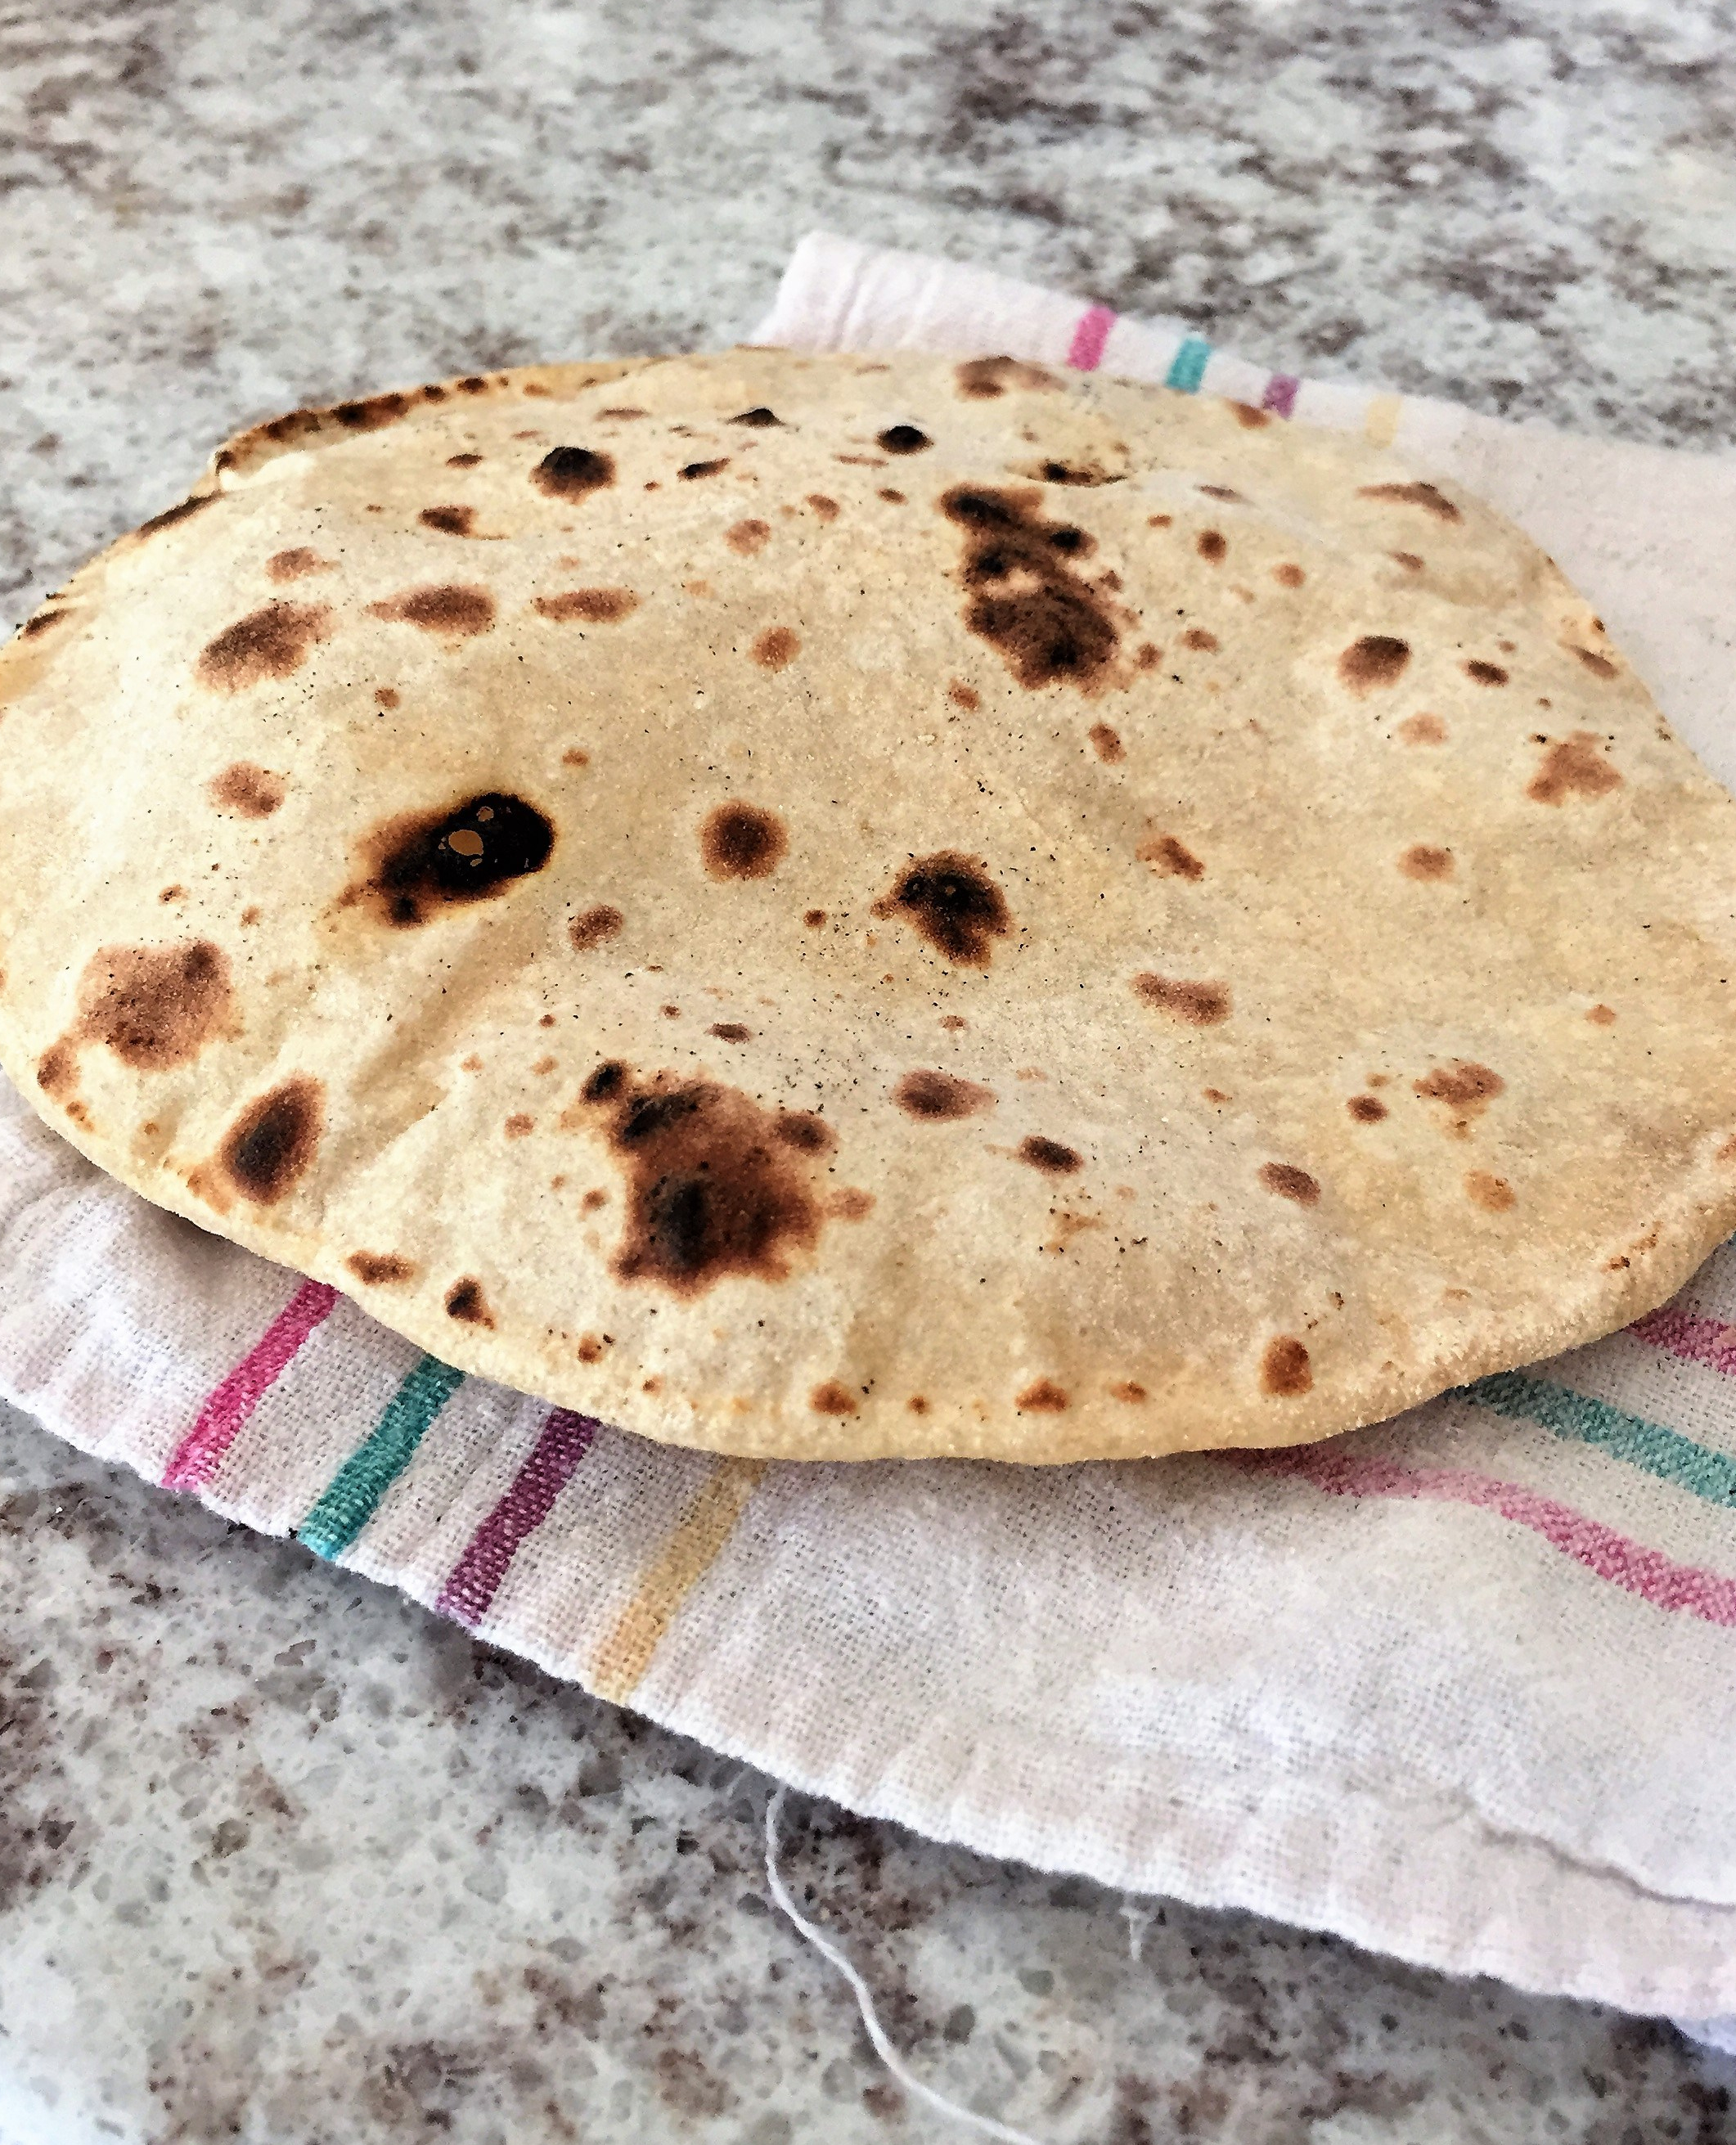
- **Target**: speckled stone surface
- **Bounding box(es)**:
[3,2,1736,2138]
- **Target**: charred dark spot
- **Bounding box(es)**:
[197,601,333,690]
[873,851,1010,968]
[1527,731,1622,805]
[346,1251,416,1285]
[1016,1378,1068,1411]
[1464,659,1508,686]
[137,492,216,538]
[1573,646,1617,678]
[444,1276,495,1325]
[20,609,65,637]
[1197,530,1226,562]
[1399,844,1454,881]
[333,392,408,431]
[941,485,1121,691]
[352,793,555,927]
[1356,481,1460,522]
[532,447,614,499]
[701,803,786,881]
[1261,1336,1312,1396]
[209,762,286,817]
[730,407,783,427]
[60,941,233,1074]
[955,356,1061,399]
[1338,636,1410,691]
[1019,1136,1081,1174]
[533,588,639,623]
[1136,834,1204,880]
[726,519,771,555]
[1088,722,1124,763]
[811,1381,858,1415]
[266,546,329,583]
[1347,1094,1388,1123]
[709,1023,751,1042]
[367,583,496,637]
[1046,525,1093,556]
[1039,462,1118,486]
[680,458,729,480]
[751,626,799,670]
[419,504,477,537]
[579,1066,839,1297]
[1259,1162,1320,1206]
[221,1076,323,1204]
[569,903,623,951]
[893,1068,995,1120]
[805,494,839,521]
[877,425,931,455]
[446,452,483,467]
[1132,974,1230,1025]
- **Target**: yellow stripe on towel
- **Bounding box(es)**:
[1363,393,1403,450]
[591,1457,767,1702]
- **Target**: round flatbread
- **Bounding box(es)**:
[4,348,1735,1462]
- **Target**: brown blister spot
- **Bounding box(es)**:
[1088,723,1124,763]
[446,452,483,467]
[221,1076,323,1204]
[1019,1136,1082,1174]
[1573,646,1617,678]
[1357,481,1460,522]
[197,601,333,690]
[1414,1061,1504,1135]
[1527,731,1622,805]
[1261,1337,1312,1396]
[57,942,234,1081]
[873,851,1010,968]
[1397,713,1446,746]
[939,1014,967,1032]
[701,803,786,881]
[803,908,827,929]
[266,547,330,582]
[1016,1378,1068,1412]
[209,762,286,818]
[375,686,400,709]
[533,447,614,499]
[577,1333,608,1362]
[1132,974,1230,1025]
[578,1064,840,1297]
[1338,636,1410,691]
[726,519,771,555]
[879,488,906,504]
[956,356,1061,399]
[599,406,649,420]
[1465,1170,1515,1212]
[137,493,216,538]
[445,1277,495,1326]
[240,906,262,927]
[1181,628,1218,654]
[894,1069,996,1121]
[581,1187,609,1211]
[641,1376,663,1395]
[1464,659,1508,686]
[1272,563,1305,588]
[367,583,495,638]
[35,1044,76,1098]
[159,886,185,904]
[680,458,730,480]
[347,793,555,927]
[505,1113,534,1139]
[947,681,980,711]
[568,903,622,951]
[828,1187,874,1221]
[1196,530,1226,563]
[1399,844,1454,881]
[20,608,66,637]
[1230,402,1270,429]
[708,1023,751,1042]
[1259,1162,1320,1206]
[940,486,1122,692]
[1202,1087,1230,1104]
[346,1251,415,1286]
[1347,1094,1388,1123]
[751,626,799,670]
[877,425,931,455]
[333,391,409,431]
[730,407,781,428]
[1136,834,1204,880]
[1587,1003,1617,1027]
[805,494,839,521]
[906,1394,930,1414]
[810,1381,857,1416]
[533,588,639,623]
[419,505,477,537]
[1391,551,1423,573]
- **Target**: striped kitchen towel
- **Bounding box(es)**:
[4,232,1736,2033]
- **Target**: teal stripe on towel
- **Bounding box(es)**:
[1164,336,1212,393]
[1467,1370,1736,1509]
[298,1355,466,1559]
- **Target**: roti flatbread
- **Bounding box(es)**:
[3,347,1735,1462]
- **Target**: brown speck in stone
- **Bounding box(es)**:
[726,519,771,555]
[1357,480,1460,522]
[955,355,1060,399]
[1273,563,1305,588]
[805,494,839,521]
[1338,636,1410,691]
[562,747,590,767]
[1088,722,1124,763]
[680,458,730,480]
[730,407,782,427]
[569,904,623,951]
[1019,1136,1082,1174]
[505,1113,534,1139]
[879,488,906,504]
[1414,1061,1504,1135]
[578,1064,840,1296]
[701,803,786,880]
[1136,834,1204,879]
[811,1380,858,1415]
[533,587,639,623]
[803,909,826,929]
[907,1394,930,1413]
[1397,713,1447,745]
[419,504,477,537]
[345,1251,415,1286]
[1133,974,1230,1024]
[1588,1004,1617,1026]
[1574,647,1617,678]
[445,1277,495,1326]
[220,1076,323,1203]
[1261,1336,1312,1396]
[446,452,483,467]
[948,681,980,711]
[751,626,800,670]
[1527,730,1622,804]
[1466,1170,1516,1212]
[349,793,555,926]
[1181,627,1217,652]
[1464,659,1508,686]
[533,447,614,499]
[376,686,400,709]
[240,906,262,926]
[1016,1378,1068,1412]
[893,1068,996,1121]
[1348,1094,1389,1122]
[266,547,330,582]
[1260,1162,1320,1206]
[873,851,1010,968]
[708,1023,751,1041]
[1391,551,1423,573]
[367,583,495,638]
[197,601,333,690]
[1399,844,1454,881]
[1197,530,1226,562]
[940,485,1122,691]
[209,762,286,817]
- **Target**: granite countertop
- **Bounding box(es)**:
[4,2,1736,2139]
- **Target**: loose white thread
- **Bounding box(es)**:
[1120,1900,1154,1963]
[762,1786,1049,2145]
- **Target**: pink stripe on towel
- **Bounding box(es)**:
[1630,1304,1736,1378]
[162,1280,339,1492]
[1066,304,1117,371]
[437,1408,600,1627]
